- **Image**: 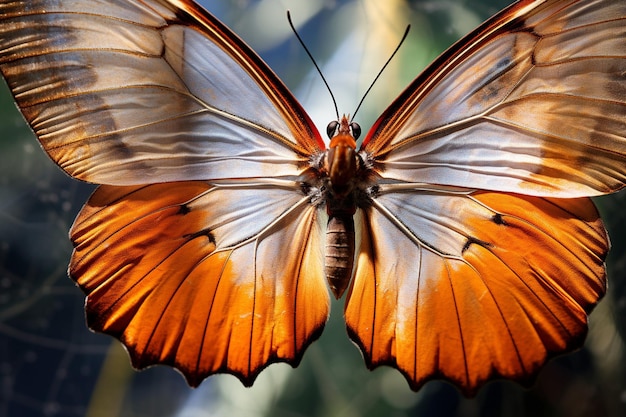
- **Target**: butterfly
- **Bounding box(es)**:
[1,0,625,396]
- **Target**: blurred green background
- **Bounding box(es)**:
[0,0,625,416]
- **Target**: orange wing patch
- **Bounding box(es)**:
[346,192,607,395]
[70,183,329,386]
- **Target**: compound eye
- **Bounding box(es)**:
[350,122,362,139]
[326,121,339,138]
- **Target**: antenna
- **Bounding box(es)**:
[287,11,340,120]
[351,24,411,121]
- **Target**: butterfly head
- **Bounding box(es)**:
[326,114,361,141]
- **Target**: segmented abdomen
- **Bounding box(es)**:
[325,213,355,299]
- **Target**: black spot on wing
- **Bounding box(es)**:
[184,229,215,244]
[178,203,191,215]
[493,213,506,225]
[462,212,506,253]
[462,236,491,254]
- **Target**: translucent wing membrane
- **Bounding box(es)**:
[70,182,328,386]
[346,189,607,395]
[363,0,626,197]
[0,0,323,185]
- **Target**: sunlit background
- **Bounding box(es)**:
[1,0,625,416]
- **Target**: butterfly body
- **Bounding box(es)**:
[314,115,364,297]
[1,0,626,395]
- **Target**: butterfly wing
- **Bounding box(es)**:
[362,0,626,198]
[348,190,607,394]
[70,181,327,386]
[0,0,329,386]
[347,0,625,394]
[0,0,323,185]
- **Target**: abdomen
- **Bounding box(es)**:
[325,212,355,299]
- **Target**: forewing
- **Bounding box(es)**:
[362,0,626,197]
[0,0,324,185]
[69,180,328,386]
[345,187,607,395]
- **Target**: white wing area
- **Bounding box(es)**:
[365,0,626,198]
[364,184,478,257]
[0,0,321,185]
